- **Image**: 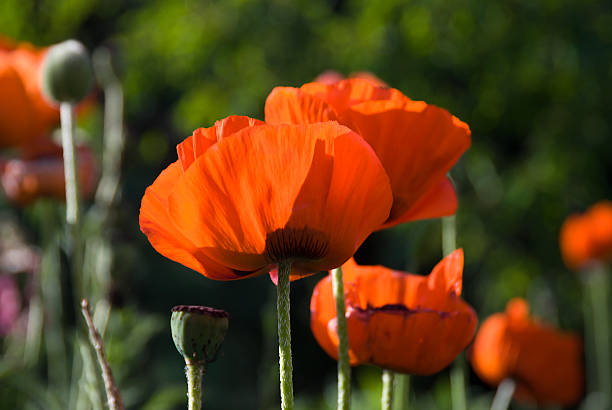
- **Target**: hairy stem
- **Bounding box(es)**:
[185,361,204,410]
[277,260,294,409]
[381,369,395,410]
[331,266,351,410]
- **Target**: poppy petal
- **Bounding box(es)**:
[166,122,392,275]
[140,161,262,280]
[344,99,471,227]
[177,115,264,171]
[265,87,339,125]
[380,177,458,229]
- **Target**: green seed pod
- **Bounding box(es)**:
[41,39,93,104]
[171,305,229,365]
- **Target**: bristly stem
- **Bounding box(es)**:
[185,361,204,410]
[381,369,395,410]
[490,378,515,410]
[81,299,124,410]
[331,266,351,410]
[277,260,294,409]
[442,214,457,257]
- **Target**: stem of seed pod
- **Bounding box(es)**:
[60,102,80,226]
[442,214,457,257]
[185,360,205,410]
[277,260,294,409]
[490,378,515,410]
[331,266,351,410]
[381,369,395,410]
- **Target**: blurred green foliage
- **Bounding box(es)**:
[1,0,611,408]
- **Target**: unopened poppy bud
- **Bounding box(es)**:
[41,40,93,104]
[170,305,228,365]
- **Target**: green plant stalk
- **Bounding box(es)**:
[490,378,515,410]
[585,266,611,405]
[442,215,457,256]
[331,266,351,410]
[381,369,395,410]
[186,361,204,410]
[392,374,409,410]
[277,260,294,409]
[442,214,467,410]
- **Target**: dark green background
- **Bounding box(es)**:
[1,0,610,408]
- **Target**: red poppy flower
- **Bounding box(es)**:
[265,78,471,229]
[0,39,59,149]
[310,249,477,374]
[560,201,612,270]
[314,70,388,87]
[0,143,98,205]
[469,298,584,406]
[139,115,393,281]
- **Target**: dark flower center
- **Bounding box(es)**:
[264,227,329,262]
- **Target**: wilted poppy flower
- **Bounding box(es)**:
[310,249,477,374]
[560,201,612,270]
[469,298,584,406]
[139,115,393,281]
[0,38,60,149]
[265,78,471,229]
[0,143,98,205]
[0,274,21,336]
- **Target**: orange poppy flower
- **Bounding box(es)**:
[265,78,471,229]
[310,249,477,374]
[469,298,584,406]
[0,38,60,149]
[139,115,393,281]
[560,201,612,270]
[0,143,98,205]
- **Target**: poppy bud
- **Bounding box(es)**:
[41,40,93,104]
[170,305,228,365]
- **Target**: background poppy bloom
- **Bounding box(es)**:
[314,70,388,87]
[265,78,471,229]
[0,144,98,205]
[139,115,393,281]
[560,201,612,270]
[0,38,60,149]
[469,298,584,407]
[310,249,477,375]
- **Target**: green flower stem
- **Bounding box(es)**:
[381,369,395,410]
[584,266,611,406]
[490,378,515,410]
[392,374,410,410]
[442,214,457,256]
[186,361,204,410]
[442,214,467,410]
[331,266,351,410]
[450,356,467,410]
[277,260,294,410]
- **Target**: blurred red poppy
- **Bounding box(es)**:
[310,249,477,374]
[139,115,393,281]
[560,201,612,270]
[266,78,471,229]
[0,143,98,205]
[0,38,60,149]
[314,70,388,87]
[469,298,584,406]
